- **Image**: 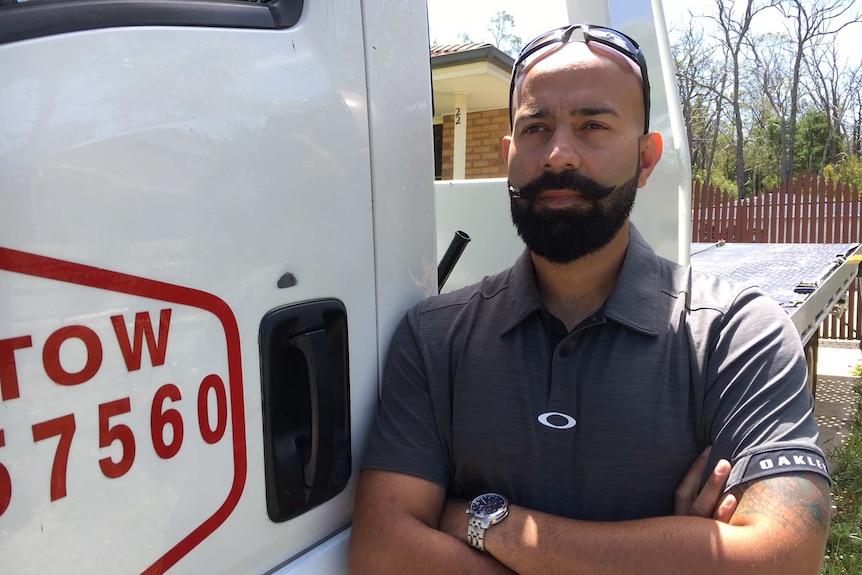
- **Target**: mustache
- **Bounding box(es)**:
[509,170,616,201]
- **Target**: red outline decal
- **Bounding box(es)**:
[0,247,246,575]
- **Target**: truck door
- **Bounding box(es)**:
[0,1,378,572]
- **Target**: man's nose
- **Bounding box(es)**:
[542,127,582,171]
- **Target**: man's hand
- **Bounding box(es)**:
[675,447,738,522]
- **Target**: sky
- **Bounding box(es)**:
[427,0,568,48]
[427,0,861,65]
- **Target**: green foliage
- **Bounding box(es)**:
[693,170,738,199]
[795,110,838,174]
[824,155,862,193]
[706,132,746,195]
[703,108,860,196]
[822,382,862,574]
[744,113,783,195]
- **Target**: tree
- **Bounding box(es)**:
[672,16,730,187]
[824,154,862,191]
[666,0,862,194]
[748,31,794,189]
[744,114,782,193]
[487,11,522,58]
[708,0,776,199]
[774,0,857,183]
[803,39,860,173]
[850,87,862,156]
[803,40,841,172]
[794,109,834,174]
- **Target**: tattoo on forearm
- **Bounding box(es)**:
[733,473,831,534]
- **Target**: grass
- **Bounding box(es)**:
[822,377,862,574]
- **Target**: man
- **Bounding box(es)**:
[349,24,830,574]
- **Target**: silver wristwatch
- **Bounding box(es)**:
[466,493,509,553]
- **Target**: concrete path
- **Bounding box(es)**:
[813,339,861,469]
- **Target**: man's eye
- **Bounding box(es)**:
[523,124,545,134]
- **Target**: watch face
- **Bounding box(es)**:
[470,493,507,517]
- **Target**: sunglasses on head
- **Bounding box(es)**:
[508,23,651,134]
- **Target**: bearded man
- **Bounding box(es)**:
[349,24,830,575]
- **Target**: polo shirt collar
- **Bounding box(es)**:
[500,224,660,337]
[604,224,660,337]
[500,249,544,334]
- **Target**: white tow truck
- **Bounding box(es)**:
[0,0,855,573]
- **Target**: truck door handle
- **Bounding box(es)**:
[259,300,351,522]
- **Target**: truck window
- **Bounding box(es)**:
[0,0,303,45]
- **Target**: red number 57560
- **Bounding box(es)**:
[0,374,228,515]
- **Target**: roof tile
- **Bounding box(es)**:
[430,43,495,57]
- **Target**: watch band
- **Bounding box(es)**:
[467,515,488,552]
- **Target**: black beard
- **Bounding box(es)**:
[510,165,640,264]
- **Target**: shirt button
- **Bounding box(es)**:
[559,347,571,358]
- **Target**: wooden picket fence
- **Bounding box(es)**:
[692,174,862,340]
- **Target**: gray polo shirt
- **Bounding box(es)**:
[362,225,828,521]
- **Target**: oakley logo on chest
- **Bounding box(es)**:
[537,411,577,430]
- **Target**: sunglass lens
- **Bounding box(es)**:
[590,28,636,55]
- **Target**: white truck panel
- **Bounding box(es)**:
[0,2,385,573]
[435,179,523,292]
[268,529,350,575]
[360,0,439,372]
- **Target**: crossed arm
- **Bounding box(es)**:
[348,463,830,575]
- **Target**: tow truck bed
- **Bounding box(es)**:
[690,242,860,393]
[691,242,860,345]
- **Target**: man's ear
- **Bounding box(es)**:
[637,132,663,188]
[502,135,513,163]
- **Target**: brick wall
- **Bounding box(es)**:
[440,108,509,180]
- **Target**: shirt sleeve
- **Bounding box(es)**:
[703,286,830,490]
[359,306,451,488]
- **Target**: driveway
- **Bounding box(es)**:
[813,339,861,469]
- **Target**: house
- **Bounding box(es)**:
[431,43,514,180]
